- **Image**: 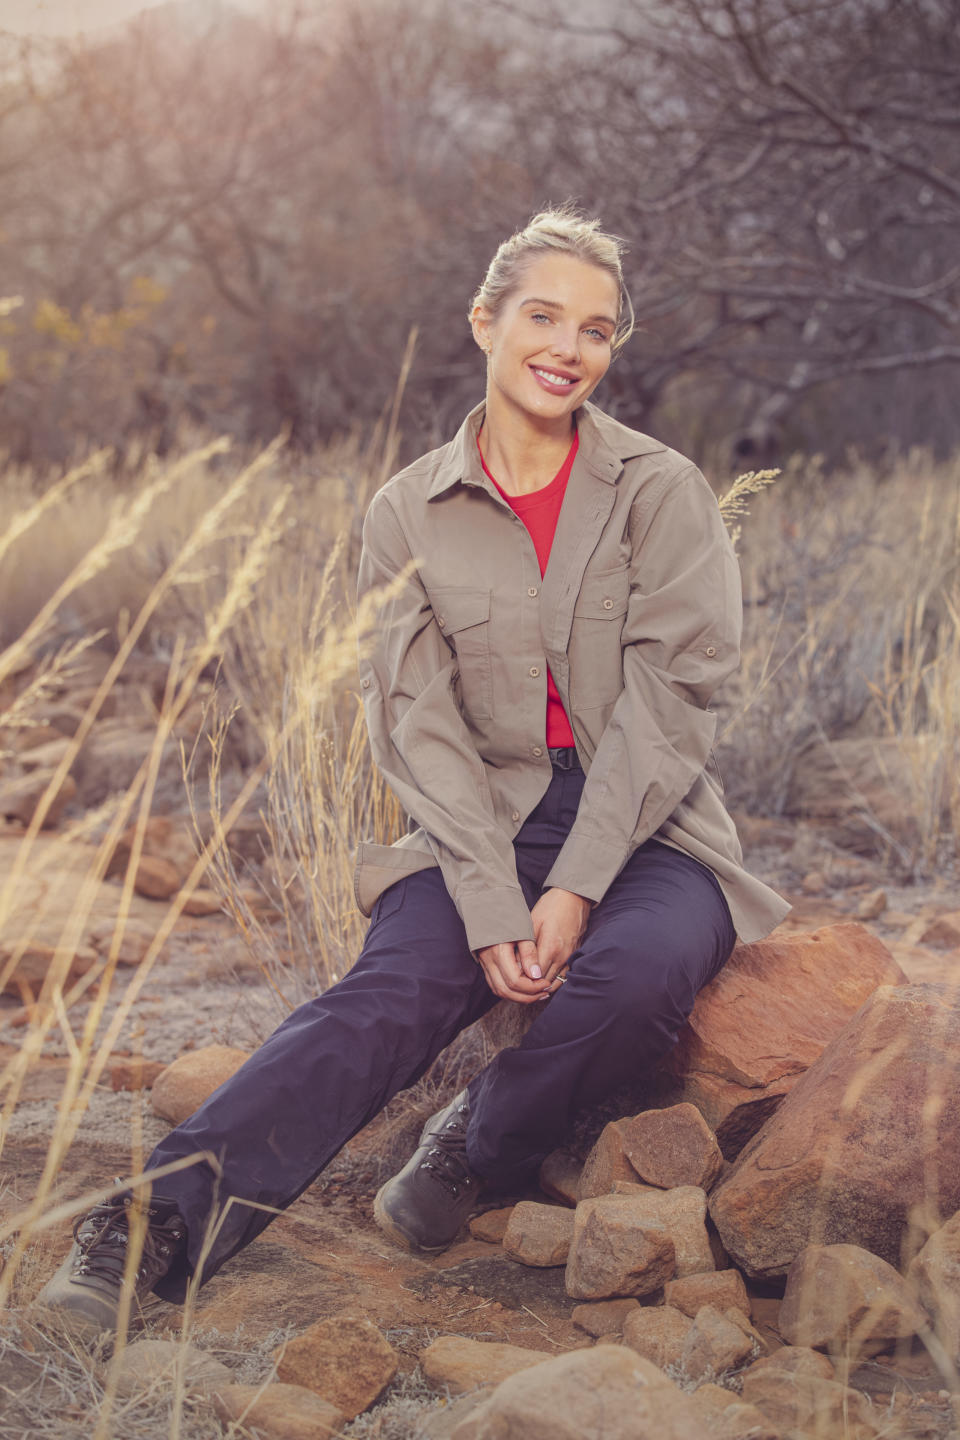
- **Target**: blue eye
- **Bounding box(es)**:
[531,312,551,323]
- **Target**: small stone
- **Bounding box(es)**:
[469,1207,514,1244]
[133,855,181,900]
[0,940,96,999]
[110,1058,167,1092]
[0,770,76,828]
[502,1202,575,1267]
[571,1299,640,1337]
[578,1120,643,1198]
[565,1194,676,1300]
[621,1104,725,1191]
[151,1044,251,1123]
[744,1345,836,1382]
[801,870,827,894]
[907,1208,960,1369]
[739,1368,876,1434]
[680,1304,755,1382]
[664,1269,750,1319]
[779,1243,922,1356]
[919,911,960,950]
[857,889,888,921]
[104,1338,231,1398]
[274,1315,397,1419]
[538,1148,582,1206]
[181,888,223,917]
[87,917,154,967]
[421,1336,552,1395]
[213,1382,346,1439]
[622,1304,693,1368]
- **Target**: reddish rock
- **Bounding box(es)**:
[689,1387,779,1440]
[908,1208,960,1368]
[502,1202,575,1267]
[132,855,181,900]
[105,1338,231,1397]
[664,1269,750,1319]
[421,1336,552,1394]
[0,770,77,828]
[780,1243,922,1356]
[570,1298,640,1337]
[680,1304,755,1382]
[274,1315,397,1419]
[604,1184,715,1278]
[744,1346,836,1382]
[87,917,154,966]
[150,1044,251,1123]
[181,887,223,917]
[667,924,906,1158]
[621,1104,724,1191]
[622,1304,693,1368]
[920,912,960,950]
[104,817,197,882]
[578,1120,645,1198]
[0,940,96,1000]
[538,1148,581,1206]
[565,1194,676,1300]
[739,1368,877,1434]
[857,889,888,921]
[709,984,960,1278]
[213,1381,345,1439]
[110,1058,168,1092]
[469,1207,514,1244]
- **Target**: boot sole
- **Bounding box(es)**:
[372,1182,452,1255]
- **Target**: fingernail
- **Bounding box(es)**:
[530,965,542,979]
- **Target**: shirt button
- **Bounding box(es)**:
[529,666,541,678]
[602,598,614,610]
[511,810,521,823]
[706,645,717,657]
[437,617,446,629]
[361,677,371,688]
[532,745,544,757]
[527,586,538,598]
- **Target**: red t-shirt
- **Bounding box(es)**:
[479,433,578,748]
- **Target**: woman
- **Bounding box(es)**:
[37,209,788,1336]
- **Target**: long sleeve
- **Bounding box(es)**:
[357,489,534,951]
[544,463,741,900]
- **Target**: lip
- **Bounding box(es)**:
[529,364,581,396]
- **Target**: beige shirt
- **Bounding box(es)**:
[354,400,790,950]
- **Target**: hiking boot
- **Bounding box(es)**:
[373,1090,481,1253]
[32,1187,186,1340]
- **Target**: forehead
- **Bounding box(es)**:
[510,252,619,314]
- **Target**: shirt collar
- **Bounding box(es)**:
[426,400,666,500]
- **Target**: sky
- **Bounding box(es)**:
[1,0,266,37]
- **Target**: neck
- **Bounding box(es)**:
[479,390,576,496]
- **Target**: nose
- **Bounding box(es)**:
[550,326,581,362]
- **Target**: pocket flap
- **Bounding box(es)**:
[574,569,630,620]
[431,586,491,634]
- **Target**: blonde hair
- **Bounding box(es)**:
[470,206,635,353]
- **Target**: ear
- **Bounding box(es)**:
[471,304,494,355]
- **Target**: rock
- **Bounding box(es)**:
[104,816,198,884]
[608,1185,715,1279]
[420,1392,495,1439]
[502,1202,575,1267]
[104,1338,232,1397]
[110,1058,168,1092]
[578,1120,646,1199]
[571,1298,640,1337]
[857,889,888,921]
[0,939,96,999]
[689,1387,780,1440]
[421,1336,552,1394]
[73,726,184,807]
[908,1208,960,1368]
[744,1346,836,1381]
[132,855,181,900]
[710,982,960,1278]
[664,1269,750,1319]
[779,1243,922,1356]
[784,734,943,854]
[181,887,222,916]
[87,917,154,966]
[11,723,67,751]
[919,912,960,950]
[564,1193,677,1300]
[538,1148,581,1206]
[212,1381,345,1439]
[666,923,906,1159]
[17,738,75,773]
[150,1044,251,1123]
[739,1368,878,1435]
[274,1315,397,1419]
[621,1304,693,1368]
[680,1304,755,1382]
[470,1207,514,1244]
[449,1345,712,1440]
[0,770,77,828]
[621,1104,724,1191]
[801,870,827,895]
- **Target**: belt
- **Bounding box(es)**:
[548,746,580,770]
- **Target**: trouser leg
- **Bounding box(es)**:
[149,868,493,1300]
[466,834,736,1187]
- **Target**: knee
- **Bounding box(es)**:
[579,919,725,1030]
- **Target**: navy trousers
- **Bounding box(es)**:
[149,763,735,1301]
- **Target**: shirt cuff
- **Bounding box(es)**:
[458,886,535,954]
[543,829,628,905]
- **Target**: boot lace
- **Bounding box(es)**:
[72,1192,185,1292]
[420,1107,476,1198]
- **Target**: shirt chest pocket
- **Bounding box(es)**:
[432,585,493,719]
[569,566,630,707]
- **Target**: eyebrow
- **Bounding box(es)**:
[520,297,618,329]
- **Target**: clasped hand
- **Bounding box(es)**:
[475,887,592,1004]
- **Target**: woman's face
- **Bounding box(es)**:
[474,253,620,428]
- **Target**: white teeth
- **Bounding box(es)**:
[533,368,575,385]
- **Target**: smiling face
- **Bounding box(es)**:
[472,252,620,433]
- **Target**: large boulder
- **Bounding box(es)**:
[709,983,960,1277]
[667,924,906,1158]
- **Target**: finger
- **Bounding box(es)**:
[478,950,546,1002]
[515,939,543,982]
